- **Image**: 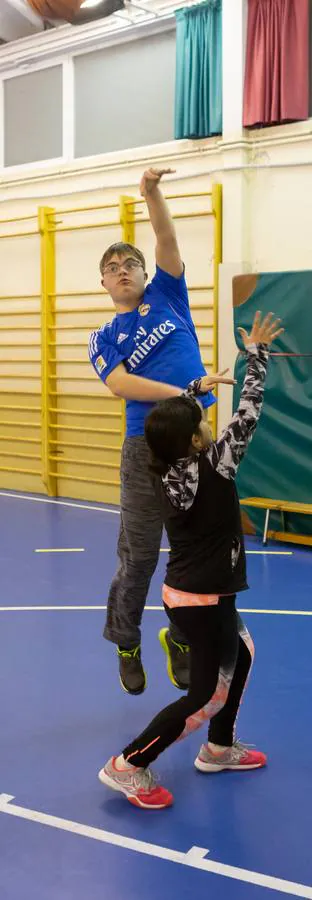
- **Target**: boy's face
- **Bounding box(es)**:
[101,253,147,309]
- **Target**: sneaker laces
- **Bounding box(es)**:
[171,639,189,654]
[234,740,255,750]
[135,767,159,793]
[118,645,140,659]
[231,740,255,760]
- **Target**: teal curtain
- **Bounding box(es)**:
[175,0,222,139]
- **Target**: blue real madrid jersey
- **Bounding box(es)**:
[89,266,216,437]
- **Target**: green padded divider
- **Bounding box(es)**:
[232,272,312,538]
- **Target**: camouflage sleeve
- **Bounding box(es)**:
[206,344,269,480]
[183,378,203,398]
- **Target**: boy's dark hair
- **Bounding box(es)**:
[145,396,202,476]
[99,242,146,276]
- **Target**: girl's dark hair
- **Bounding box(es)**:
[144,396,202,476]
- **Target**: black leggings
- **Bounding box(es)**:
[123,596,254,768]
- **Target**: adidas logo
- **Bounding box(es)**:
[117,333,128,344]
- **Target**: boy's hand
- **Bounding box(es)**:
[140,168,175,197]
[238,311,284,348]
[199,368,237,393]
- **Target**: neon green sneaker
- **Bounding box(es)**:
[158,628,189,690]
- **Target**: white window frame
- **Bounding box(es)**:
[0,55,66,172]
[0,16,175,174]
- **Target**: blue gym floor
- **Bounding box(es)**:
[0,489,312,900]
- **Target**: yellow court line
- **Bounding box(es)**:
[34,548,85,553]
[159,549,292,556]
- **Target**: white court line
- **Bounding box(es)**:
[160,549,293,556]
[0,606,108,611]
[0,491,120,515]
[34,548,85,554]
[0,606,312,615]
[238,608,312,616]
[0,794,311,898]
[37,548,292,556]
[245,551,292,556]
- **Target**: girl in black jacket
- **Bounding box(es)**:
[98,311,283,809]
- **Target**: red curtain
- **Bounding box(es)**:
[243,0,309,127]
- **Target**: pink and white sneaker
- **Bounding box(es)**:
[98,757,173,809]
[194,741,267,773]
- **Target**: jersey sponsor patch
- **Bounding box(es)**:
[128,320,176,370]
[95,354,107,374]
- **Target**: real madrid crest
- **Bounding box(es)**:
[138,303,151,317]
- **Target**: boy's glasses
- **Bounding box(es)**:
[103,259,143,276]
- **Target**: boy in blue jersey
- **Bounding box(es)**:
[89,168,234,695]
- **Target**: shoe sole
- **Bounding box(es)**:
[98,768,172,809]
[119,673,147,696]
[194,757,266,773]
[158,628,188,691]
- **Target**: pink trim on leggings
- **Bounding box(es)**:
[162,584,220,608]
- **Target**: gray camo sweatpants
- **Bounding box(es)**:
[104,435,187,648]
